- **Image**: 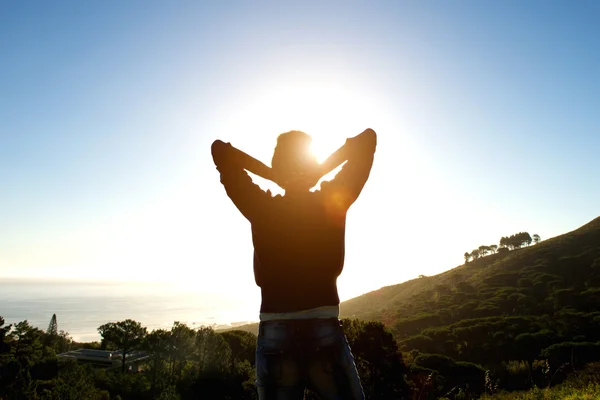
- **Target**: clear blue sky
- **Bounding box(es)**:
[1,1,599,305]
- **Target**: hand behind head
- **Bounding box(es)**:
[278,167,321,192]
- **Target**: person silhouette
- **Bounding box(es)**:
[211,128,377,399]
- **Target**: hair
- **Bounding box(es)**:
[271,131,318,185]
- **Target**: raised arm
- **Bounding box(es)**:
[318,128,377,209]
[212,140,277,180]
[211,140,274,221]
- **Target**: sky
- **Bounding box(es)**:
[1,1,599,308]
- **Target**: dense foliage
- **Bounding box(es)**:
[0,316,409,399]
[481,362,600,399]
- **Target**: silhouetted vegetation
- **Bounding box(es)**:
[0,315,410,399]
[481,362,600,399]
[465,232,539,262]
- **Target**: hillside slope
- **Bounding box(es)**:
[337,217,600,369]
[341,217,600,327]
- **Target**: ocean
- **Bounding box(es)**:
[0,279,260,342]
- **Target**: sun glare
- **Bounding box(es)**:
[220,81,383,165]
[310,136,338,163]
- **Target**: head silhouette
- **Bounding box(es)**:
[272,130,319,192]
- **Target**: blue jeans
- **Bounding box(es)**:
[256,318,365,400]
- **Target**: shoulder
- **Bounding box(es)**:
[313,182,354,212]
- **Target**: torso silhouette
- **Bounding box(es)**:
[251,189,347,312]
[214,132,376,313]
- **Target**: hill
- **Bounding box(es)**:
[340,217,600,338]
[217,322,259,336]
[334,216,600,383]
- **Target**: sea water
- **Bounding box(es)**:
[0,279,260,342]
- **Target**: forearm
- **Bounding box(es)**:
[318,128,377,176]
[318,143,350,176]
[230,146,274,180]
[212,140,274,181]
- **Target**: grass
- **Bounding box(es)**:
[481,383,600,399]
[481,362,600,400]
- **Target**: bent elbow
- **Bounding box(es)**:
[364,128,376,137]
[211,140,225,155]
[211,140,228,164]
[362,128,377,150]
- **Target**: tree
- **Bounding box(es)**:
[479,245,490,256]
[44,313,59,350]
[12,320,43,366]
[464,252,471,263]
[46,359,104,400]
[413,353,485,396]
[168,322,196,382]
[98,319,147,373]
[499,236,508,249]
[508,234,519,249]
[489,244,498,254]
[219,330,256,368]
[195,327,231,373]
[471,249,481,260]
[341,319,410,399]
[144,329,171,396]
[521,232,533,247]
[0,317,11,356]
[47,314,58,337]
[533,234,541,244]
[0,319,42,398]
[500,232,533,250]
[55,330,73,353]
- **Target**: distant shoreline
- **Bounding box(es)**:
[1,279,261,342]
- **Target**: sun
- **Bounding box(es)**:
[219,79,384,172]
[309,136,340,164]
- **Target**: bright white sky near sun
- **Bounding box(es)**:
[1,1,599,309]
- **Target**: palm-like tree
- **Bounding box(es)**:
[479,245,490,256]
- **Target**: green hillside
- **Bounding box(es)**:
[338,216,600,396]
[340,217,600,342]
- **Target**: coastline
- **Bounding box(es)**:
[1,278,260,342]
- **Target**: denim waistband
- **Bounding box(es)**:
[259,305,340,322]
[258,317,341,339]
